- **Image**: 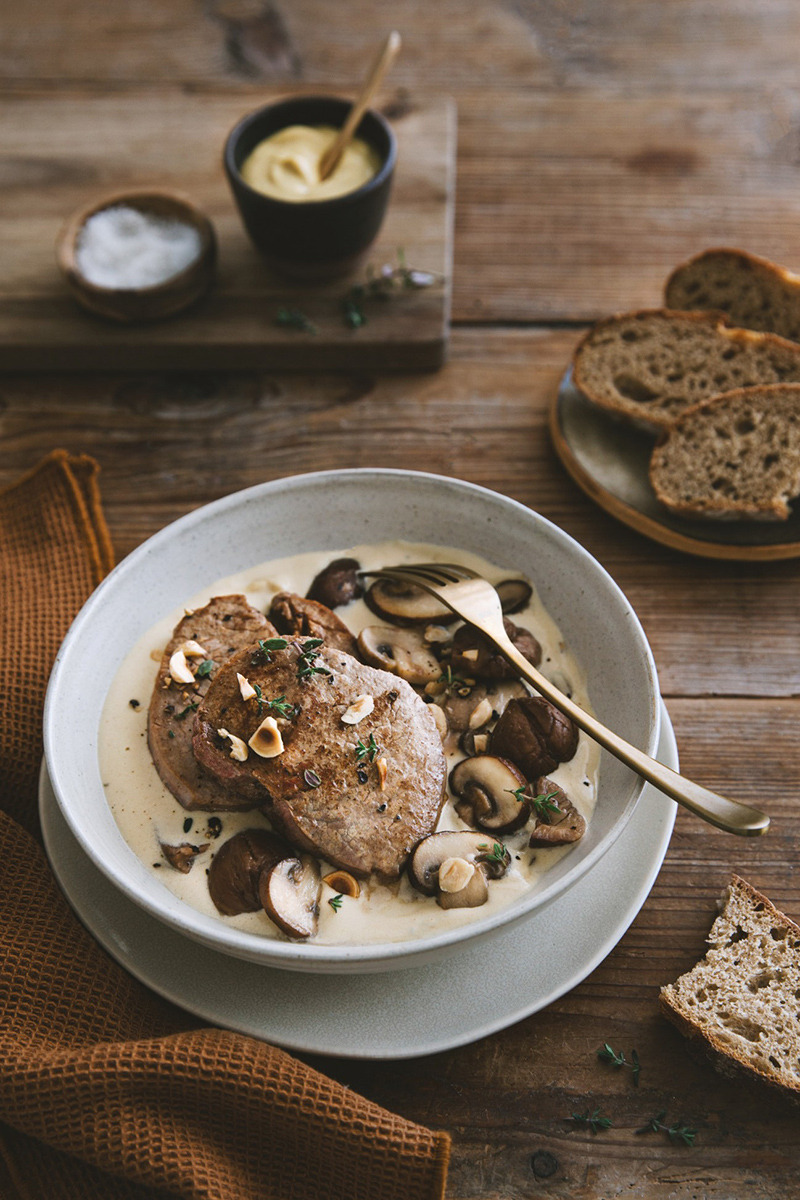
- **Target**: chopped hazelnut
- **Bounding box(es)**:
[341,694,375,724]
[249,715,285,758]
[237,672,257,702]
[438,856,476,893]
[217,727,249,762]
[376,756,388,791]
[168,649,195,684]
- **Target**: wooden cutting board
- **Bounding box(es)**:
[0,91,454,371]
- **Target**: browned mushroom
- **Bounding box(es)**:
[207,828,292,916]
[357,626,441,685]
[490,695,578,777]
[450,617,542,681]
[160,841,210,874]
[259,854,322,939]
[364,577,458,626]
[449,755,531,833]
[306,558,363,609]
[496,578,533,614]
[407,830,510,909]
[528,778,586,847]
[269,592,357,655]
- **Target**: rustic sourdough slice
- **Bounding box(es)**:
[666,248,800,343]
[572,309,800,431]
[660,876,800,1100]
[649,384,800,520]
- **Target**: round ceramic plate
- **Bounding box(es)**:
[550,368,800,561]
[39,704,676,1060]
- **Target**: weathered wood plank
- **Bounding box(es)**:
[0,329,797,699]
[4,84,800,326]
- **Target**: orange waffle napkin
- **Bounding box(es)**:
[0,451,451,1200]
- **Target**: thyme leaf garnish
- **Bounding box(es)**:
[253,637,289,666]
[304,768,321,789]
[328,894,344,912]
[174,701,199,720]
[506,786,562,817]
[296,637,331,681]
[195,659,215,679]
[636,1112,696,1146]
[355,733,380,763]
[569,1108,612,1134]
[597,1043,641,1086]
[275,306,318,334]
[477,842,507,863]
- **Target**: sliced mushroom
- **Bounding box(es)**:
[528,778,586,847]
[207,829,292,916]
[490,696,578,778]
[496,578,533,614]
[449,755,531,833]
[364,577,458,626]
[306,557,363,609]
[407,830,510,909]
[322,869,361,898]
[160,841,209,874]
[269,591,357,655]
[259,854,321,939]
[450,618,542,681]
[442,685,490,733]
[357,626,441,685]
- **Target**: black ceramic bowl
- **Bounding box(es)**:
[224,96,397,280]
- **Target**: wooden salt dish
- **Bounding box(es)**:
[56,188,216,323]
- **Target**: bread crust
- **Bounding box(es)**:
[665,247,800,335]
[572,309,800,431]
[660,875,800,1102]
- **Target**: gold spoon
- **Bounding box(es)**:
[318,31,402,181]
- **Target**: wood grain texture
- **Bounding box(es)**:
[5,1,800,1197]
[0,92,454,369]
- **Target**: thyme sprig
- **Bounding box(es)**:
[355,733,381,763]
[343,249,441,329]
[569,1108,612,1134]
[636,1112,697,1146]
[328,894,344,912]
[253,637,289,666]
[274,306,318,334]
[174,701,199,720]
[597,1043,640,1086]
[296,637,332,681]
[507,786,561,817]
[477,842,507,864]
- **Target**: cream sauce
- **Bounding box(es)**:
[100,541,600,945]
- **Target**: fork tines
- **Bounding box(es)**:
[362,562,479,586]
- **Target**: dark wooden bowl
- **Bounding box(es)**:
[56,189,217,323]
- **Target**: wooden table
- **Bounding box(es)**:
[4,4,800,1196]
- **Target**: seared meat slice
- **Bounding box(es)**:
[269,592,358,656]
[192,639,447,879]
[148,595,276,811]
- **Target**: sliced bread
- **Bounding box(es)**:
[660,875,800,1100]
[666,248,800,343]
[649,383,800,520]
[572,309,800,431]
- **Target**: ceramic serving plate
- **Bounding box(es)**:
[551,368,800,561]
[44,469,660,974]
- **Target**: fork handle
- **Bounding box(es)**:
[497,636,769,837]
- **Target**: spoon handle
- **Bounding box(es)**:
[499,636,770,837]
[319,31,401,180]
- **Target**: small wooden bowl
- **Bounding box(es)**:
[56,188,217,323]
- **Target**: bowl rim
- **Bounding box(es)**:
[55,187,217,299]
[223,94,397,210]
[44,468,661,968]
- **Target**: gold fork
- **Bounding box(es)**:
[363,563,769,837]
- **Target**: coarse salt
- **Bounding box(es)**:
[75,205,202,290]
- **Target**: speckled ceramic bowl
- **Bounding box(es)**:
[44,470,660,974]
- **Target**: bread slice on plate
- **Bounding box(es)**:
[660,875,800,1101]
[572,309,800,432]
[649,383,800,520]
[666,248,800,343]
